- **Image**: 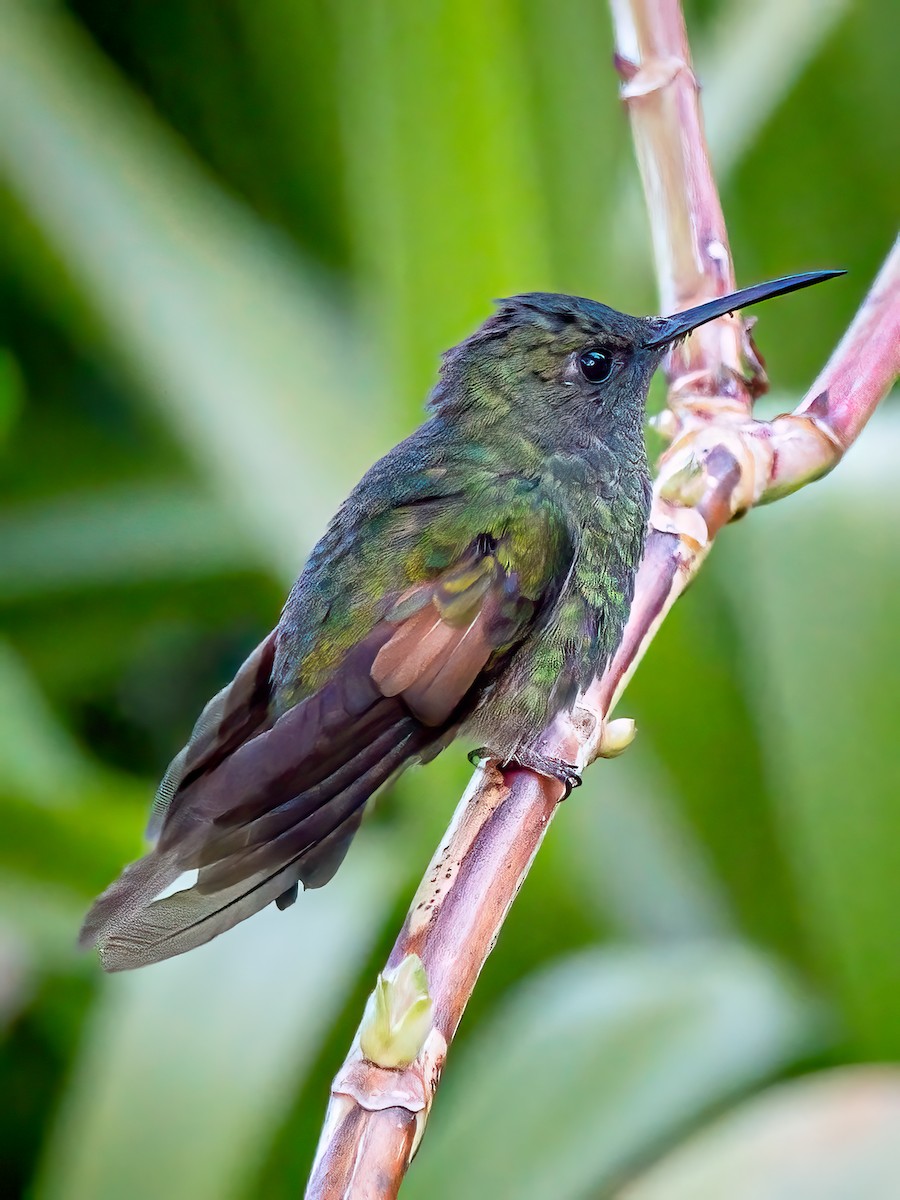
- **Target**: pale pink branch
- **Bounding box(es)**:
[305,3,899,1196]
[590,239,900,728]
[759,239,900,504]
[306,766,562,1198]
[795,238,900,449]
[609,0,746,392]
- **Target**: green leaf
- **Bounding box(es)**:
[337,0,551,406]
[0,641,98,803]
[405,943,818,1200]
[0,485,253,600]
[0,0,387,580]
[559,750,736,941]
[620,1068,900,1199]
[719,413,900,1056]
[626,567,804,957]
[34,839,403,1200]
[0,347,24,446]
[700,0,852,177]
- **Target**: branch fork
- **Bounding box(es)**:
[306,2,899,1194]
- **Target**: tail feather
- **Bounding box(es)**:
[80,549,511,969]
[94,729,418,971]
[195,723,422,892]
[78,851,186,949]
[195,716,410,867]
[96,859,307,971]
[82,628,436,969]
[154,635,397,853]
[147,632,277,839]
[292,807,366,889]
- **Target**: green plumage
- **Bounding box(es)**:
[80,271,839,968]
[276,294,654,756]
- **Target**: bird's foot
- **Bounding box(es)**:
[467,745,582,798]
[512,747,582,798]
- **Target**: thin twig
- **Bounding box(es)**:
[305,2,899,1194]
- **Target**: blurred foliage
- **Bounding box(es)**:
[0,0,897,1197]
[622,1068,900,1199]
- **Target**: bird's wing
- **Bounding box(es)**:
[145,630,279,841]
[80,480,572,970]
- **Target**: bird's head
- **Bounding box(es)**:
[429,271,842,453]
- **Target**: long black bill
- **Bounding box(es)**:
[643,269,845,349]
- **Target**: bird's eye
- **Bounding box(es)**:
[577,348,614,384]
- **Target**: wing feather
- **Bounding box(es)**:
[81,490,571,969]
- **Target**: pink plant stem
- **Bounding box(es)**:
[609,0,744,388]
[305,3,899,1195]
[306,766,561,1198]
[796,239,900,449]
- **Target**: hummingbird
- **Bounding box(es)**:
[81,269,841,970]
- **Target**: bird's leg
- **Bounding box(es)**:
[467,745,582,798]
[511,745,582,798]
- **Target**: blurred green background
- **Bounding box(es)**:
[1,1,898,1197]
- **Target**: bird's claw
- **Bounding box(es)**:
[560,770,582,800]
[509,748,582,798]
[467,745,582,797]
